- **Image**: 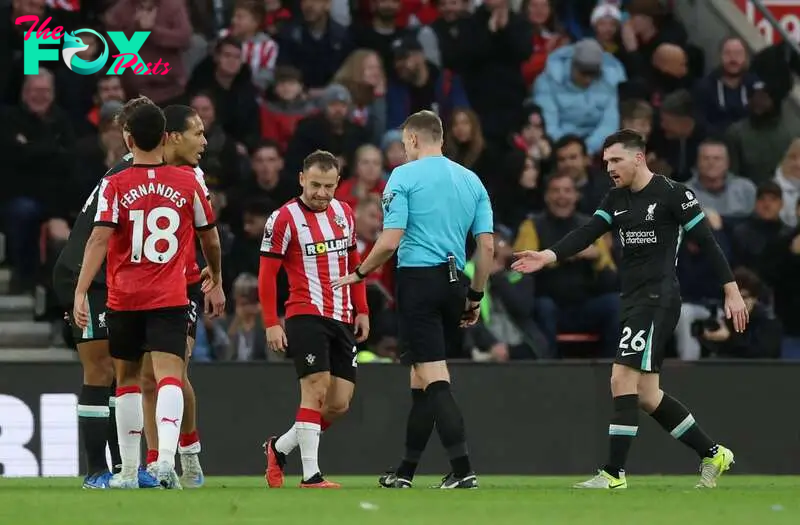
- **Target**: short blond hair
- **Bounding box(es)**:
[401,110,443,142]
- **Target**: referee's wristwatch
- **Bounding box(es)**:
[354,265,368,280]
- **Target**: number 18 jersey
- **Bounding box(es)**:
[94,163,216,311]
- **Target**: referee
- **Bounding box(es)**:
[333,110,494,489]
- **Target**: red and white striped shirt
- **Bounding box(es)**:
[219,29,278,90]
[260,198,357,324]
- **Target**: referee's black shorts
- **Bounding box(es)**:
[396,264,466,365]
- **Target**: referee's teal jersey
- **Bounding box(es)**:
[382,155,493,270]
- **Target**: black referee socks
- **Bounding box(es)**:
[649,393,717,458]
[604,394,639,478]
[78,385,111,475]
[396,389,435,480]
[426,381,472,477]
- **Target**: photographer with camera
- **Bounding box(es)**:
[463,227,549,361]
[674,208,731,360]
[695,268,782,359]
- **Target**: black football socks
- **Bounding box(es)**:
[425,381,472,478]
[604,394,639,478]
[396,388,435,480]
[107,380,122,472]
[78,385,110,475]
[649,393,717,458]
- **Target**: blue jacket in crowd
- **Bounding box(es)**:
[533,45,626,155]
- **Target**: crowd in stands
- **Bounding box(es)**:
[0,0,798,362]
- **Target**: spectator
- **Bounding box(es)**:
[640,43,694,108]
[352,0,439,69]
[694,37,757,134]
[276,0,353,91]
[335,144,386,208]
[73,76,126,138]
[444,108,498,189]
[430,0,472,71]
[381,128,406,171]
[236,140,297,211]
[104,0,192,105]
[225,198,279,292]
[1,71,75,293]
[461,0,533,145]
[726,79,800,185]
[219,273,271,361]
[332,49,388,144]
[73,101,126,214]
[673,208,731,360]
[775,138,800,228]
[513,172,620,358]
[219,0,280,91]
[495,151,543,231]
[386,33,469,130]
[520,0,570,88]
[730,181,791,278]
[650,89,707,182]
[620,0,689,80]
[259,66,316,152]
[534,38,626,156]
[619,98,672,176]
[696,268,781,359]
[190,92,245,190]
[263,0,293,37]
[284,84,371,177]
[551,134,611,215]
[192,314,231,362]
[590,3,623,61]
[686,138,756,219]
[509,102,552,168]
[187,37,261,149]
[769,205,800,358]
[463,227,549,361]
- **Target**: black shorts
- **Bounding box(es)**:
[395,265,465,365]
[53,266,108,344]
[285,315,357,383]
[615,299,681,373]
[187,282,203,339]
[107,306,189,362]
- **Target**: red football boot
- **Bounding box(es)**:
[263,437,285,488]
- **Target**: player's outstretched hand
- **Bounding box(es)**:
[354,313,370,343]
[724,287,749,333]
[266,325,288,353]
[510,249,556,274]
[331,272,362,290]
[204,285,226,318]
[73,292,89,329]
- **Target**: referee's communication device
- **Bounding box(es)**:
[447,254,458,283]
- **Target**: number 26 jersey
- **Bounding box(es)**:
[94,163,216,311]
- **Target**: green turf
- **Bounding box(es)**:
[0,476,797,525]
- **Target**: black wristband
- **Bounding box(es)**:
[354,266,367,279]
[467,288,484,302]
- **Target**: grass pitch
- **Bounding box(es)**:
[0,476,797,525]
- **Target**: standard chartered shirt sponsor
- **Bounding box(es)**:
[621,229,658,245]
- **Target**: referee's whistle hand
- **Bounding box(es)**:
[332,273,361,290]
